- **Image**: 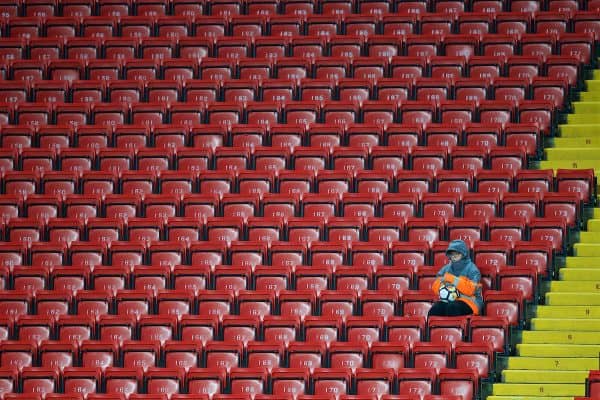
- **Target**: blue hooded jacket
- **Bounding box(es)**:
[436,239,484,314]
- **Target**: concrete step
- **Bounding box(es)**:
[502,370,588,383]
[565,256,600,268]
[517,343,600,357]
[574,243,600,257]
[492,383,584,397]
[546,292,600,305]
[549,280,600,292]
[521,330,600,345]
[578,91,600,101]
[567,113,600,124]
[488,397,577,400]
[535,305,600,318]
[559,123,600,137]
[546,292,600,306]
[531,318,600,331]
[552,137,600,147]
[558,268,600,280]
[538,160,600,172]
[507,356,599,371]
[578,231,600,242]
[586,219,600,232]
[545,147,600,160]
[572,101,600,112]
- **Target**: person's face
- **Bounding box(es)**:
[447,251,463,262]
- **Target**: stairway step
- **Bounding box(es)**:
[567,113,600,123]
[521,330,600,344]
[578,231,600,242]
[507,357,599,371]
[574,243,600,256]
[538,160,600,172]
[536,305,600,318]
[545,148,600,160]
[502,370,588,384]
[492,383,584,396]
[488,397,577,400]
[558,268,600,280]
[549,281,600,292]
[565,256,600,268]
[531,318,600,331]
[517,343,600,357]
[546,292,600,305]
[559,123,600,137]
[578,91,600,101]
[572,101,600,112]
[586,219,600,232]
[552,137,600,147]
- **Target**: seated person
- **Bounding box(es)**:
[428,239,483,317]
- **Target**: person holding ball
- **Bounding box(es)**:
[428,239,484,317]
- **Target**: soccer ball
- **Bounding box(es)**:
[438,283,459,302]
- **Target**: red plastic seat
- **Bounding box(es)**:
[556,168,596,204]
[328,342,368,371]
[222,316,260,344]
[221,194,259,219]
[389,57,425,82]
[267,368,308,398]
[0,341,35,370]
[229,368,268,397]
[302,194,339,219]
[145,368,185,397]
[303,16,338,39]
[122,340,160,370]
[311,368,351,398]
[346,315,385,344]
[238,290,275,319]
[370,147,408,174]
[529,217,568,253]
[21,368,59,397]
[104,368,143,398]
[396,368,436,398]
[306,124,342,148]
[228,241,266,268]
[186,368,226,397]
[402,291,437,319]
[76,291,111,319]
[370,342,410,371]
[421,193,460,222]
[213,265,251,293]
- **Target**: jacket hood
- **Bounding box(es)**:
[445,239,470,258]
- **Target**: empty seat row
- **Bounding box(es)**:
[0,183,583,225]
[0,101,557,138]
[1,159,591,200]
[0,364,484,400]
[3,0,598,19]
[0,235,555,271]
[0,146,532,174]
[0,122,551,158]
[0,391,478,400]
[1,37,591,74]
[3,11,600,40]
[0,334,499,375]
[0,78,570,115]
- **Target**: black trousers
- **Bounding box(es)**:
[428,300,473,317]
